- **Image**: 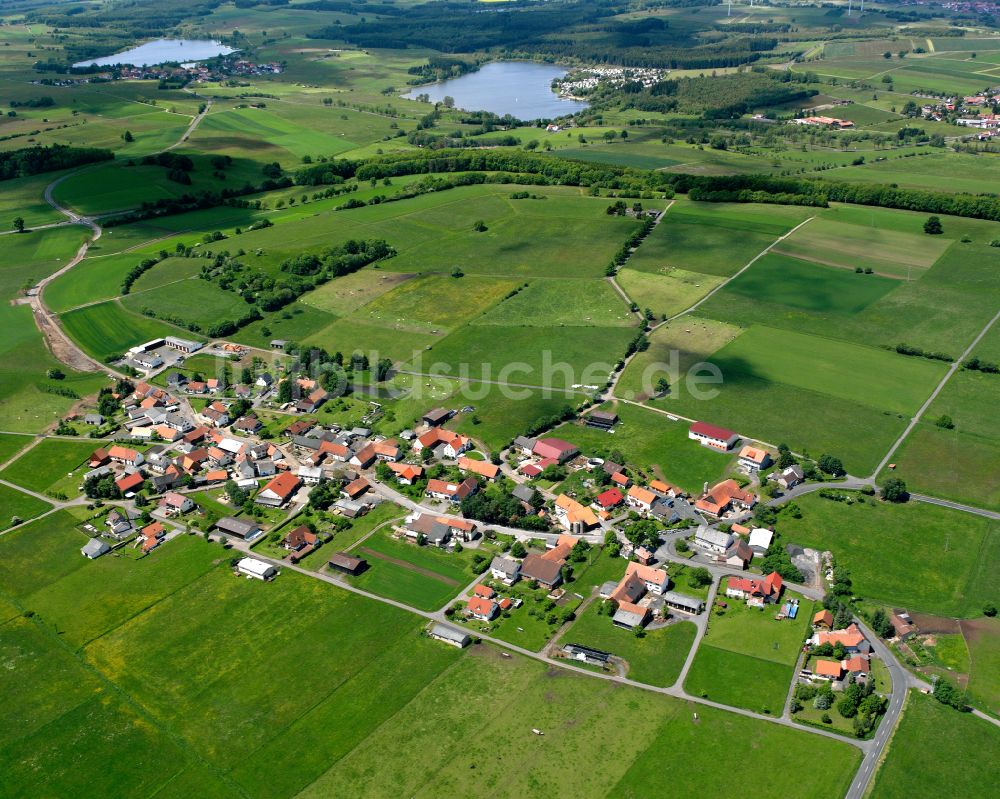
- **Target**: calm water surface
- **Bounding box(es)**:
[404,61,588,119]
[74,39,236,68]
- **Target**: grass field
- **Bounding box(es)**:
[121,279,252,329]
[772,216,949,278]
[684,644,795,715]
[961,617,1000,719]
[869,690,1000,799]
[0,433,33,465]
[345,527,474,611]
[559,602,697,686]
[0,438,101,498]
[721,253,899,314]
[625,201,810,278]
[61,299,197,361]
[298,268,415,315]
[780,493,1000,618]
[472,277,636,327]
[551,402,732,495]
[616,267,724,319]
[684,591,811,713]
[0,483,52,529]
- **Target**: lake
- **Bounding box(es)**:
[73,39,236,68]
[404,61,588,120]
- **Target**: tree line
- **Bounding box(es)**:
[0,144,113,181]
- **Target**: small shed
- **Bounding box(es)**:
[81,538,110,559]
[429,623,470,648]
[328,552,367,575]
[236,557,277,581]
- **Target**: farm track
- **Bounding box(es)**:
[21,101,214,380]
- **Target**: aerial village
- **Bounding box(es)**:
[62,340,894,734]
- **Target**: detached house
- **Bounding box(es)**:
[738,445,771,473]
[457,456,500,481]
[159,492,194,516]
[413,428,472,459]
[695,480,757,517]
[626,485,657,513]
[554,493,598,534]
[108,445,144,467]
[425,477,478,504]
[200,401,231,428]
[725,571,784,606]
[387,462,424,485]
[256,472,301,508]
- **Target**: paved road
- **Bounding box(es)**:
[871,307,1000,479]
[221,534,866,752]
[911,492,1000,521]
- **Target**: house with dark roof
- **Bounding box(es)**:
[585,410,618,429]
[214,516,262,541]
[328,552,367,575]
[421,408,453,427]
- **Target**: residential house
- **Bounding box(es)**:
[186,381,208,395]
[285,420,314,438]
[466,595,498,621]
[812,659,844,682]
[404,514,477,544]
[595,487,624,511]
[105,508,138,539]
[457,456,500,481]
[159,492,194,516]
[512,436,537,455]
[139,521,166,553]
[738,445,772,473]
[490,556,521,585]
[296,388,328,414]
[256,472,301,508]
[413,428,472,459]
[813,609,834,630]
[373,439,402,462]
[626,485,656,513]
[233,415,262,434]
[610,472,630,489]
[688,421,739,451]
[255,459,276,477]
[297,465,323,485]
[776,465,805,490]
[281,524,318,554]
[84,413,104,426]
[811,623,867,654]
[349,444,377,469]
[425,477,478,504]
[108,445,144,467]
[519,553,564,589]
[89,448,111,468]
[387,462,424,485]
[201,401,231,428]
[532,437,579,463]
[722,539,753,570]
[661,591,706,615]
[694,480,757,517]
[891,610,917,640]
[695,526,733,554]
[256,373,274,389]
[725,572,784,605]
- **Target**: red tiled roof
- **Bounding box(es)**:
[596,488,624,509]
[115,471,144,492]
[262,471,301,500]
[690,421,737,441]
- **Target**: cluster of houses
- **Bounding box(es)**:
[695,523,772,570]
[802,611,873,688]
[552,66,667,98]
[601,560,705,629]
[791,116,855,129]
[76,58,283,84]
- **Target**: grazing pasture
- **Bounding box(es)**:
[298,268,416,315]
[121,279,251,330]
[684,644,794,715]
[0,484,52,529]
[446,385,580,452]
[616,267,724,319]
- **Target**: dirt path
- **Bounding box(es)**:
[358,546,460,585]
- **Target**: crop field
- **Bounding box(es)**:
[0,438,100,498]
[772,216,949,278]
[550,402,732,495]
[697,232,1000,356]
[722,253,899,314]
[347,274,517,335]
[616,267,724,319]
[472,277,636,327]
[60,300,199,361]
[684,593,812,714]
[870,690,1000,799]
[780,493,1000,618]
[559,603,697,686]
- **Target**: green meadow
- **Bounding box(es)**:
[781,493,1000,618]
[0,438,100,498]
[61,300,197,361]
